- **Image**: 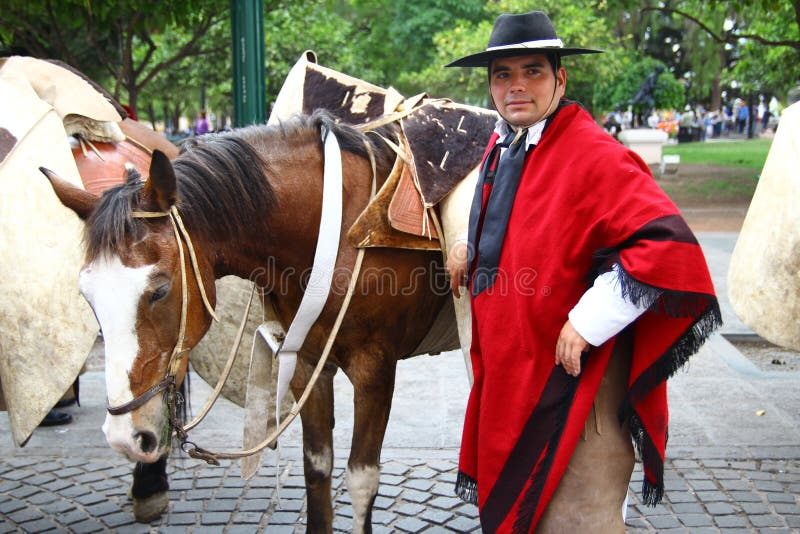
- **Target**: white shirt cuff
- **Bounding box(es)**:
[568,264,660,347]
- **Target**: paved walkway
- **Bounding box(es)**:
[1,232,799,533]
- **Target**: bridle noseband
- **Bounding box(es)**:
[106,375,174,416]
[105,205,218,417]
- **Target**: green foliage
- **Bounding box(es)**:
[729,1,800,99]
[342,0,486,88]
[264,2,364,99]
[2,0,798,128]
[260,0,489,103]
[136,13,231,130]
[0,0,228,117]
[602,0,799,109]
[397,19,494,105]
[399,0,619,111]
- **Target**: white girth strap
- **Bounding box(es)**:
[274,125,343,427]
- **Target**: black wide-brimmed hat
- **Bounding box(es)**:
[446,11,602,68]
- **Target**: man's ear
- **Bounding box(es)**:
[557,67,567,88]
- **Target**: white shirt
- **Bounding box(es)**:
[568,265,657,347]
[493,118,546,150]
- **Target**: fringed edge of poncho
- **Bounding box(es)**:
[616,265,723,506]
[455,470,478,504]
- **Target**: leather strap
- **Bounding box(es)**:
[274,124,344,428]
[106,377,172,415]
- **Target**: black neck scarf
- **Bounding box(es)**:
[467,128,530,297]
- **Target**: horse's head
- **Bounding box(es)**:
[43,151,217,462]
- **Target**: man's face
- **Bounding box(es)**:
[490,53,566,127]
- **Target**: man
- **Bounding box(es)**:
[446,11,720,533]
[736,99,749,133]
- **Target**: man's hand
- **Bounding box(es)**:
[556,320,589,377]
[446,241,469,298]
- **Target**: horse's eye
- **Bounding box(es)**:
[150,284,170,303]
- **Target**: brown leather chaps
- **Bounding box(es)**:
[537,332,635,533]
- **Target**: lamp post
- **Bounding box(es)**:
[231,0,266,127]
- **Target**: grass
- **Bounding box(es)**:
[662,138,772,169]
[678,173,759,201]
[656,162,760,204]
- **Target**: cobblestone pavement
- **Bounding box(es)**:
[1,448,798,532]
[2,233,799,532]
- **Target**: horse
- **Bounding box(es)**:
[44,111,454,532]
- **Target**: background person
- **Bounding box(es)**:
[194,109,210,135]
[736,99,749,133]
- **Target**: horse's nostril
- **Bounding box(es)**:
[135,431,158,454]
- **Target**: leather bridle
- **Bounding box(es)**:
[105,205,219,417]
[103,125,376,465]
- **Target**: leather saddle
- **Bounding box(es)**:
[269,51,497,251]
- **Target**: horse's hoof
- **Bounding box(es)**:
[132,491,168,523]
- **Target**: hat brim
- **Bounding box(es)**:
[446,46,603,68]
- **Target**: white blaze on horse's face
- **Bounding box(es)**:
[79,254,165,462]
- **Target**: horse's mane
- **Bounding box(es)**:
[84,111,396,259]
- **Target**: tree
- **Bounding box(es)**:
[0,0,228,115]
[260,0,488,106]
[643,0,800,54]
[341,0,486,91]
[630,0,800,104]
[604,0,733,111]
[726,1,800,99]
[399,0,620,113]
[135,25,231,134]
[396,18,495,106]
[262,2,367,103]
[592,55,685,120]
[6,1,792,129]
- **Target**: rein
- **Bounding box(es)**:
[107,125,377,466]
[176,126,378,465]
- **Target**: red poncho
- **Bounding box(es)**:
[456,102,720,533]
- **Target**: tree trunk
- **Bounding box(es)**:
[711,47,725,111]
[171,103,183,136]
[120,33,137,116]
[127,88,138,117]
[146,102,156,130]
[162,103,171,134]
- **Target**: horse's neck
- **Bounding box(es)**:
[199,129,384,328]
[204,139,321,290]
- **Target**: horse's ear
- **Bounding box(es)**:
[142,150,177,212]
[40,167,98,220]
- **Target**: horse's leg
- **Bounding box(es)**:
[343,353,397,534]
[291,358,337,533]
[129,373,183,522]
[130,455,169,522]
[127,376,191,521]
